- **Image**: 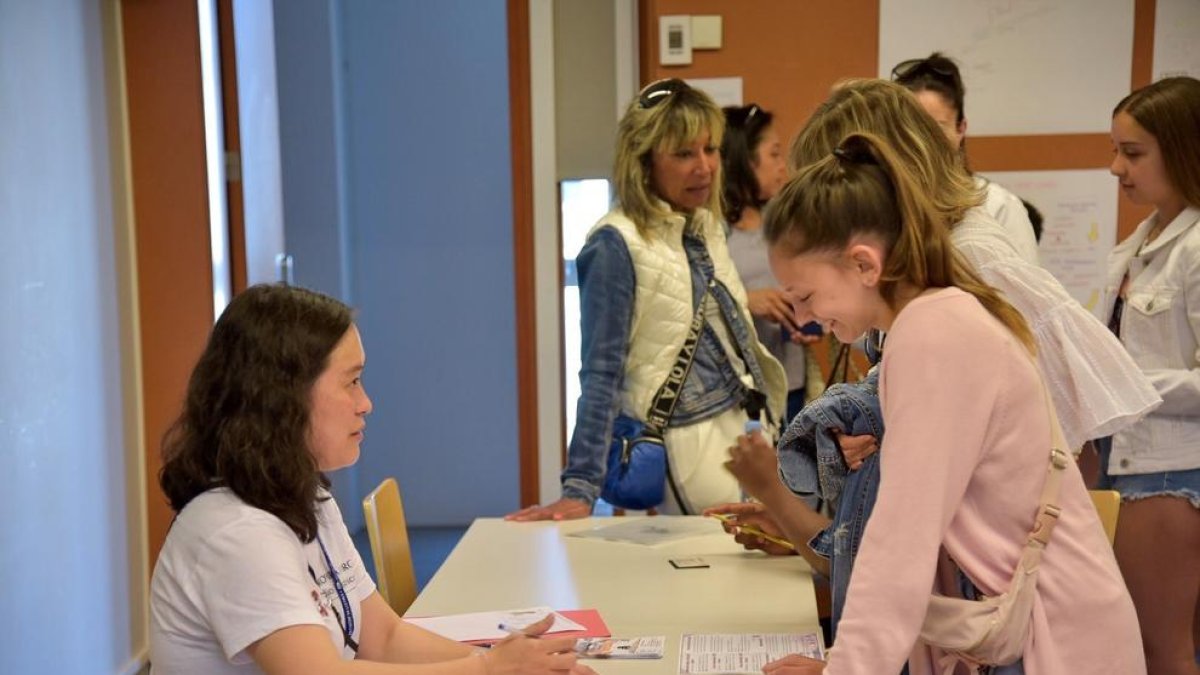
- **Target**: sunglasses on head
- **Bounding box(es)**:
[638,78,688,109]
[890,58,956,83]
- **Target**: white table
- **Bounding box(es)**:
[407,516,821,673]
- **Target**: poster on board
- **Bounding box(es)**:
[878,0,1134,135]
[1153,0,1200,80]
[981,169,1117,318]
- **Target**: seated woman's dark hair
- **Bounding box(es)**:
[159,283,354,542]
[891,51,966,124]
[721,103,775,224]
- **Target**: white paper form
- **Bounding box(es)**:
[979,169,1118,317]
[403,606,584,643]
[1153,0,1200,80]
[568,516,719,546]
[679,633,824,674]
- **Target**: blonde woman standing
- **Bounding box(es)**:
[508,80,785,520]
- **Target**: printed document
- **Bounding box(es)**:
[678,633,824,674]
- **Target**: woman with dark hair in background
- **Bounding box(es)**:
[723,103,820,422]
[1104,75,1200,675]
[892,52,1042,264]
[150,284,594,675]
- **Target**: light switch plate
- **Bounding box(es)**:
[659,15,692,66]
[691,15,722,50]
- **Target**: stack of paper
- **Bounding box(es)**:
[678,633,824,674]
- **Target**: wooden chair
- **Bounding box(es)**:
[1088,489,1121,546]
[362,477,418,615]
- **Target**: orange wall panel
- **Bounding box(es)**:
[122,0,215,567]
[642,0,879,149]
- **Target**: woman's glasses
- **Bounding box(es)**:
[638,78,688,109]
[890,58,957,84]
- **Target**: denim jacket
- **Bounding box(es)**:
[777,367,883,643]
[562,226,769,505]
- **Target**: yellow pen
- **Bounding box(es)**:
[708,512,797,551]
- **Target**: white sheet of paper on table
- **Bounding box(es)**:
[403,606,585,642]
[678,633,824,674]
[568,516,720,546]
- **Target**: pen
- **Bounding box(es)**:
[707,512,797,551]
[496,622,529,636]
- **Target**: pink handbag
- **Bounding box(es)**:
[918,384,1069,672]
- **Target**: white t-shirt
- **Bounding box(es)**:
[150,488,376,674]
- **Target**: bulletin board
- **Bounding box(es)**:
[878,0,1135,135]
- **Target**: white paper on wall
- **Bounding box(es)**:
[878,0,1134,135]
[685,77,743,108]
[1153,0,1200,80]
[980,169,1118,318]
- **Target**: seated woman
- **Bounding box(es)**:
[149,284,595,675]
[741,132,1143,674]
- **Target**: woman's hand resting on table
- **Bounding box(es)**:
[483,615,598,675]
[504,497,591,522]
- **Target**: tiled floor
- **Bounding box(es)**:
[351,525,467,592]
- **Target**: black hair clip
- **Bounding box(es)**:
[833,138,876,165]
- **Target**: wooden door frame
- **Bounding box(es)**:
[508,0,539,507]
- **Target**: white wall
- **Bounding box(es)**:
[0,1,145,671]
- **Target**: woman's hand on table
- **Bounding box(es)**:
[504,497,590,522]
[703,502,795,556]
[484,615,597,674]
[762,653,826,673]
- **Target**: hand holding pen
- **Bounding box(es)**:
[485,615,597,675]
[704,503,798,556]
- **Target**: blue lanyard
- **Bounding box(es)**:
[316,534,355,640]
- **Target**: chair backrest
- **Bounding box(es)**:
[362,477,418,615]
[1088,489,1121,546]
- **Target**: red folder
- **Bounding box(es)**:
[465,609,611,646]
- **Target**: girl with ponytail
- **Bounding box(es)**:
[724,132,1145,674]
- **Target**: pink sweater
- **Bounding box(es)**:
[824,288,1144,675]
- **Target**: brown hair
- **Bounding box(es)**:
[765,133,1035,354]
[790,79,981,228]
[1114,76,1200,208]
[160,284,354,542]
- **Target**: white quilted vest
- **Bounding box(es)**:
[588,207,786,423]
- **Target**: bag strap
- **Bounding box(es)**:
[1020,378,1070,565]
[641,282,712,438]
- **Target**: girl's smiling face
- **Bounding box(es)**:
[768,239,889,344]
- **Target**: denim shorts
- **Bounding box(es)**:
[1094,437,1200,508]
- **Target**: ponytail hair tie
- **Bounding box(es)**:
[833,147,851,161]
